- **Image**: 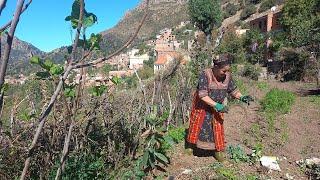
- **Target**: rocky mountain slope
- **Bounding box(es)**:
[100,0,190,53]
[1,36,45,75]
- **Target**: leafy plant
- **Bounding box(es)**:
[161,127,186,150]
[227,145,249,163]
[140,131,170,172]
[49,152,107,180]
[188,0,222,42]
[64,84,76,98]
[223,3,239,19]
[30,56,64,79]
[89,85,107,97]
[250,143,263,162]
[167,127,185,143]
[242,64,261,80]
[65,0,98,29]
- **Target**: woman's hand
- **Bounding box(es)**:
[214,103,228,113]
[240,95,254,105]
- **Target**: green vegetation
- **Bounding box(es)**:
[240,5,257,20]
[282,0,320,48]
[261,88,295,133]
[188,0,222,41]
[235,79,248,95]
[242,64,261,80]
[256,81,269,91]
[258,0,276,13]
[227,145,249,163]
[309,95,320,106]
[261,88,296,114]
[223,3,239,19]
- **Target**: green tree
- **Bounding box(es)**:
[259,0,276,13]
[216,31,244,63]
[188,0,222,44]
[240,4,257,20]
[282,0,320,47]
[223,3,239,19]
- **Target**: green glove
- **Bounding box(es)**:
[214,103,228,113]
[240,95,254,105]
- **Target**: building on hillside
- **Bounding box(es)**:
[155,41,176,52]
[235,29,250,36]
[127,48,150,70]
[159,28,172,35]
[102,53,129,70]
[154,52,178,73]
[153,51,188,73]
[245,5,283,33]
[146,39,156,46]
[109,70,134,78]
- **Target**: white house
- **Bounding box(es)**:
[128,48,150,70]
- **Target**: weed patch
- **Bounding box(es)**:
[256,81,269,91]
[227,145,249,163]
[260,88,296,114]
[309,95,320,106]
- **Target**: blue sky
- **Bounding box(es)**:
[0,0,140,52]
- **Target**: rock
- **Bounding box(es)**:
[285,173,294,180]
[305,157,320,166]
[296,157,320,167]
[181,169,192,175]
[260,156,281,171]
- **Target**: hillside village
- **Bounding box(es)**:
[5,3,284,87]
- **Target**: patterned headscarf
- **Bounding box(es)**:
[213,53,233,68]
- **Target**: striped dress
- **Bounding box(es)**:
[187,68,239,151]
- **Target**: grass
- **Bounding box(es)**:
[250,123,262,142]
[260,88,296,135]
[256,81,269,91]
[280,118,289,144]
[235,78,248,95]
[210,163,238,180]
[260,88,296,114]
[309,95,320,106]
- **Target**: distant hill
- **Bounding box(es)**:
[1,36,45,76]
[3,0,285,75]
[100,0,190,54]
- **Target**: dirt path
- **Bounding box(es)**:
[164,80,318,179]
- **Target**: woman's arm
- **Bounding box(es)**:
[232,91,242,100]
[201,96,218,107]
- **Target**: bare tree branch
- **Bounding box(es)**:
[0,0,32,32]
[21,0,150,178]
[56,3,86,176]
[20,66,73,180]
[72,0,150,69]
[0,0,25,123]
[0,0,7,16]
[10,95,30,136]
[21,0,85,177]
[134,68,150,114]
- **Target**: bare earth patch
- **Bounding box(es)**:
[163,80,319,179]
